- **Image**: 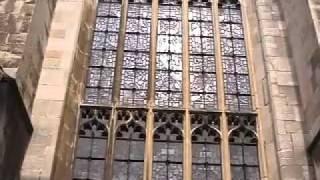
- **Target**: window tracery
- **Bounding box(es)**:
[153,111,184,179]
[73,0,262,179]
[191,112,222,180]
[228,114,260,180]
[113,109,147,179]
[73,107,111,179]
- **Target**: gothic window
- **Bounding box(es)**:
[73,0,262,179]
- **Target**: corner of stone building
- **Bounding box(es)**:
[20,0,97,179]
[251,0,316,179]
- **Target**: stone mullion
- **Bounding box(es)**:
[106,0,128,178]
[181,0,191,179]
[112,0,129,105]
[213,1,232,180]
[145,0,158,179]
[240,4,268,179]
[105,107,118,180]
[147,0,159,108]
[144,109,154,180]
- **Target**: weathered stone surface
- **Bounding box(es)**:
[0,0,35,68]
[21,0,95,179]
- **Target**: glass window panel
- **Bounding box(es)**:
[84,0,120,104]
[189,4,216,110]
[168,164,183,180]
[156,2,183,108]
[231,166,245,180]
[220,2,252,112]
[129,162,144,180]
[120,1,151,106]
[113,161,128,180]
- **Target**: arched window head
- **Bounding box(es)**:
[228,114,260,180]
[191,113,222,180]
[113,109,147,180]
[153,111,184,180]
[73,107,111,179]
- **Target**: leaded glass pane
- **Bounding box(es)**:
[85,1,121,104]
[73,107,111,179]
[156,1,183,108]
[228,114,260,180]
[189,1,217,109]
[191,112,222,180]
[113,109,147,179]
[153,111,183,180]
[120,0,151,106]
[219,1,252,112]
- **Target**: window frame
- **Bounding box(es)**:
[72,0,266,179]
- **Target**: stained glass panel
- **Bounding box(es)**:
[153,111,184,180]
[219,1,252,111]
[85,1,121,104]
[228,114,260,180]
[191,112,222,180]
[120,0,151,106]
[73,107,111,179]
[156,1,183,108]
[189,1,217,109]
[113,109,147,180]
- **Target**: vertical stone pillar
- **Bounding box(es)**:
[20,0,88,179]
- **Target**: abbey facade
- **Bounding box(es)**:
[0,0,319,179]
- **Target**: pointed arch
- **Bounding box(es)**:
[73,107,112,179]
[228,114,260,180]
[191,112,222,180]
[152,111,184,179]
[112,109,147,180]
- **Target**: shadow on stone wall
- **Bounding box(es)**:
[0,73,32,180]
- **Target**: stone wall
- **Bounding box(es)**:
[20,0,96,179]
[16,0,57,115]
[248,0,315,179]
[50,0,96,179]
[280,0,320,146]
[278,0,320,178]
[0,0,35,68]
[0,0,56,115]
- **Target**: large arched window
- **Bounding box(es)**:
[72,0,262,179]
